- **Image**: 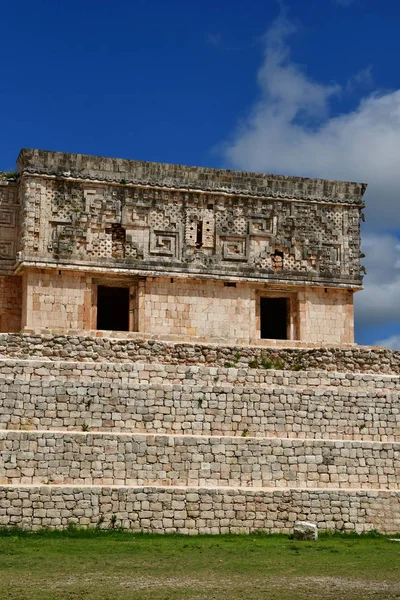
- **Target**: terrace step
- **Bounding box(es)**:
[1,358,399,390]
[1,339,399,534]
[1,332,399,375]
[1,483,399,534]
[1,379,399,441]
[1,429,399,491]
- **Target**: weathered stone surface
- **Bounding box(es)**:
[0,358,399,441]
[17,148,367,204]
[1,428,399,489]
[0,486,398,534]
[0,347,398,533]
[0,334,398,373]
[15,160,364,286]
[293,521,318,541]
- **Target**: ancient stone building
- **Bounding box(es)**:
[0,148,366,344]
[2,149,399,536]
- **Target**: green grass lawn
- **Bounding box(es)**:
[0,529,399,600]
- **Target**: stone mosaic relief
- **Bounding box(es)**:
[0,183,19,266]
[20,177,362,284]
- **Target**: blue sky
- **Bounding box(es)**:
[1,0,399,347]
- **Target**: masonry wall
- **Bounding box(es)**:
[22,271,91,331]
[0,180,19,273]
[1,334,399,372]
[1,486,399,534]
[299,287,354,344]
[143,277,255,341]
[1,430,399,489]
[1,360,399,441]
[0,352,399,533]
[16,270,355,344]
[143,277,353,343]
[0,276,22,333]
[16,154,365,289]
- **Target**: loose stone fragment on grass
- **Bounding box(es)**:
[293,521,318,541]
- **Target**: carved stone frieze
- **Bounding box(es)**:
[11,150,366,287]
[0,181,19,266]
[0,208,16,228]
[0,240,15,259]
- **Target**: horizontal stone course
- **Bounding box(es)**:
[0,333,399,373]
[1,484,399,534]
[1,358,400,388]
[1,377,399,441]
[18,148,367,204]
[1,431,399,490]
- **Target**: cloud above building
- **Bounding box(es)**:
[223,15,400,232]
[222,14,400,344]
[355,232,400,327]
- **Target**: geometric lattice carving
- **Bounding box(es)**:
[0,241,14,259]
[14,148,364,286]
[0,208,16,227]
[122,207,149,227]
[149,231,179,258]
[249,218,274,236]
[90,237,113,258]
[222,237,248,261]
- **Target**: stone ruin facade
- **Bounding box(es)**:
[0,148,367,344]
[2,150,399,536]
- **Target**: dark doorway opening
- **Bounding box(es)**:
[260,297,288,340]
[97,286,129,331]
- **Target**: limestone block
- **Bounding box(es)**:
[293,521,318,541]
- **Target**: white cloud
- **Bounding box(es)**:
[346,66,373,92]
[355,233,400,326]
[374,334,400,350]
[222,15,400,340]
[223,16,400,231]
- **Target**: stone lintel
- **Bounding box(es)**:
[14,260,363,290]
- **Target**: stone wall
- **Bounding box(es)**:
[0,351,399,533]
[18,270,356,344]
[17,149,367,203]
[1,330,399,534]
[3,358,399,387]
[0,276,21,333]
[1,430,399,489]
[300,287,354,344]
[1,360,399,441]
[143,277,254,340]
[1,485,399,534]
[143,278,353,344]
[1,149,365,344]
[22,271,92,330]
[0,333,399,373]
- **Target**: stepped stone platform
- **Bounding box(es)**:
[0,334,399,534]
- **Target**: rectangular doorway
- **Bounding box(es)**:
[97,286,129,331]
[260,297,288,340]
